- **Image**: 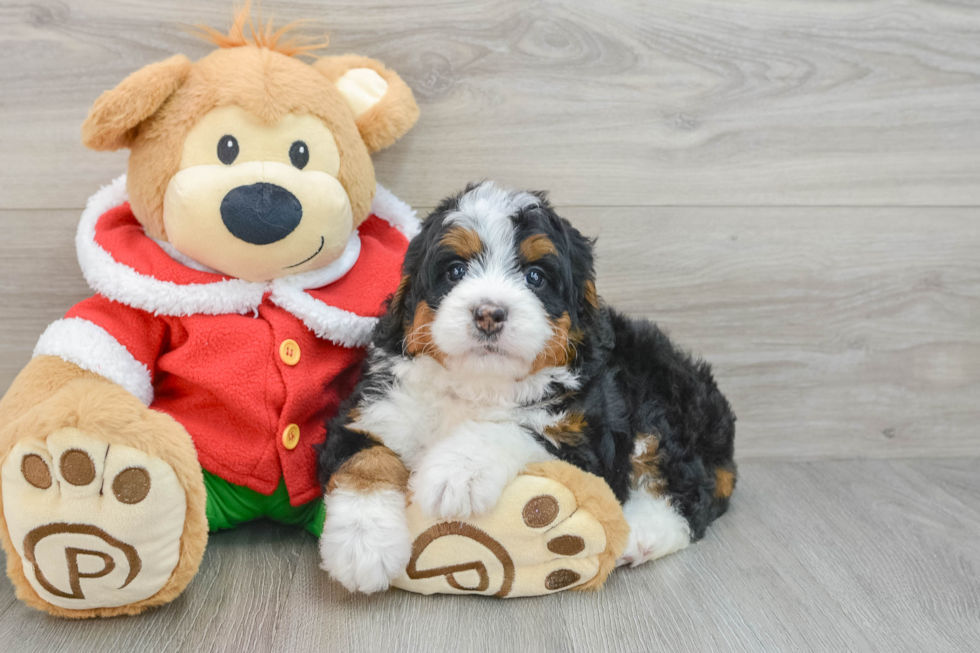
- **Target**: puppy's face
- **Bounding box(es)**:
[383,182,598,378]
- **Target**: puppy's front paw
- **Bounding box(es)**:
[410,447,512,519]
[320,488,411,594]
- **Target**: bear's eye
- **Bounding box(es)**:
[217,135,239,165]
[289,141,309,170]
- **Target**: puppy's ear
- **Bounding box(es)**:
[566,224,600,319]
[82,54,191,151]
[373,218,436,352]
[373,275,412,353]
[314,55,420,153]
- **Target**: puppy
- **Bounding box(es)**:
[317,182,737,593]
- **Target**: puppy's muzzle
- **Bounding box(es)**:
[473,303,508,338]
[220,182,303,245]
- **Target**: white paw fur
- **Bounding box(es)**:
[407,420,550,519]
[320,488,411,594]
[0,428,187,609]
[617,490,691,568]
[409,442,514,519]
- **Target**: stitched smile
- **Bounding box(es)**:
[284,236,325,269]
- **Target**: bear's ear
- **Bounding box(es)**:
[81,54,192,151]
[313,55,420,154]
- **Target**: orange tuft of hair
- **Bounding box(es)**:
[194,2,328,58]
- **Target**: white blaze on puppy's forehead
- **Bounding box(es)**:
[443,182,540,228]
[442,182,540,273]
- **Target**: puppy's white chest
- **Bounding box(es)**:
[353,357,528,468]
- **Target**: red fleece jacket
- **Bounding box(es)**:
[35,179,414,506]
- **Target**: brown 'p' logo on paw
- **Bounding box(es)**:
[406,522,516,597]
[404,493,592,598]
[22,523,141,600]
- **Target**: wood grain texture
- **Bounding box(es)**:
[565,206,980,461]
[1,0,979,649]
[3,0,980,209]
[1,459,978,653]
[3,206,976,461]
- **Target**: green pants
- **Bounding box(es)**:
[203,470,325,537]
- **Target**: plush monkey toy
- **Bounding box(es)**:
[0,8,627,617]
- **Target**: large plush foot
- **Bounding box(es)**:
[319,487,412,594]
[392,461,629,598]
[1,428,191,612]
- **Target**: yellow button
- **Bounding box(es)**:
[282,424,301,450]
[279,339,301,366]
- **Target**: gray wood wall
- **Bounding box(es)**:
[1,2,979,651]
[2,0,977,462]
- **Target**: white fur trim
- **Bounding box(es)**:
[371,183,421,239]
[76,175,267,317]
[75,175,417,346]
[33,318,154,405]
[269,286,378,348]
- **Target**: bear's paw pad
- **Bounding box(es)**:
[1,428,187,609]
[393,474,609,598]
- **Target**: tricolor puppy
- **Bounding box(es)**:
[317,182,737,593]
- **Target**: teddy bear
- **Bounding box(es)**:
[0,7,628,617]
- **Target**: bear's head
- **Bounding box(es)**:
[80,7,418,282]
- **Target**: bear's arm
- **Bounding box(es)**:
[2,295,171,424]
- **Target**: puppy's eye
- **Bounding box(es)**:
[289,141,309,169]
[217,135,239,165]
[447,262,467,283]
[525,267,545,288]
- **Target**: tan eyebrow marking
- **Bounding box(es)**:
[440,226,483,259]
[520,234,557,262]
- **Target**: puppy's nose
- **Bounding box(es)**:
[473,303,508,336]
[220,182,302,245]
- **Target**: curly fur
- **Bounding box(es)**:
[318,182,738,569]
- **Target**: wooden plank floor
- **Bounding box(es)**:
[1,1,978,651]
[1,459,978,653]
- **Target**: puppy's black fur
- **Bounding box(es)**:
[318,184,737,543]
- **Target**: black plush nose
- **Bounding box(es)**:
[220,183,302,245]
[473,303,508,337]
